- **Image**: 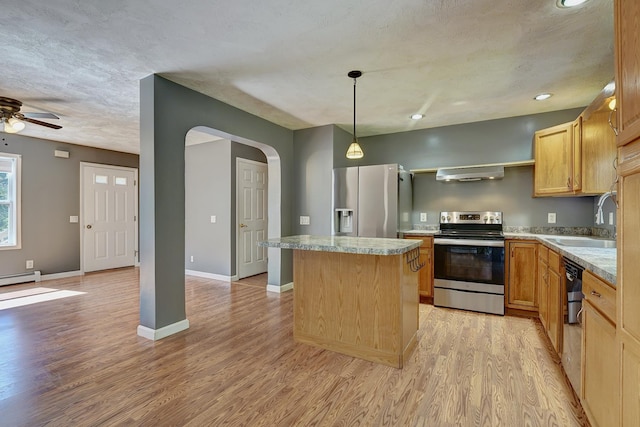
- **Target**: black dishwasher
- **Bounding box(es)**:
[562,258,584,395]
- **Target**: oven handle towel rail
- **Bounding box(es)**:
[405,247,425,272]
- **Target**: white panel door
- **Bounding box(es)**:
[82,165,137,272]
[237,159,268,279]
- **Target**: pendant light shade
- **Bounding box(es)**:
[345,70,364,160]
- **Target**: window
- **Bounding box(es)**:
[0,153,21,249]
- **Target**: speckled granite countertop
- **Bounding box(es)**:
[504,233,616,286]
[258,235,421,255]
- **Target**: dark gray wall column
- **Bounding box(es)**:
[139,74,294,338]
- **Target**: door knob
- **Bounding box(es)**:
[86,224,92,229]
[240,223,248,228]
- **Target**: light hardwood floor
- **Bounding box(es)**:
[0,268,587,426]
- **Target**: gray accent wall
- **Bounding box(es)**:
[325,107,602,229]
[292,125,334,235]
[413,166,595,227]
[185,140,266,277]
[140,74,293,331]
[0,133,138,277]
[334,108,585,170]
[185,140,232,275]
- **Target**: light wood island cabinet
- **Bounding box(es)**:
[505,240,538,311]
[259,235,421,369]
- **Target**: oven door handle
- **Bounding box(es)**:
[434,238,505,248]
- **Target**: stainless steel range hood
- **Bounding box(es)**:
[436,165,505,182]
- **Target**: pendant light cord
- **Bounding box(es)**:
[353,76,357,140]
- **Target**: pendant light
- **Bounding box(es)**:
[346,70,364,160]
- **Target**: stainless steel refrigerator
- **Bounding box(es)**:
[332,164,412,238]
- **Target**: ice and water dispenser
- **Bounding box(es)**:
[334,209,354,233]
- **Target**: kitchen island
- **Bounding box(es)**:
[258,235,422,368]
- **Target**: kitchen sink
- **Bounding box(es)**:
[549,237,616,248]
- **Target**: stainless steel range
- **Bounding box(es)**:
[433,211,505,315]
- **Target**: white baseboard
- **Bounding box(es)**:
[185,269,238,282]
[137,319,190,341]
[0,271,41,287]
[267,282,293,293]
[41,270,83,281]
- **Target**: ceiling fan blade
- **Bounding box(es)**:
[21,117,62,130]
[22,112,59,120]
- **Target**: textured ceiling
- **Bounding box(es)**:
[0,0,614,154]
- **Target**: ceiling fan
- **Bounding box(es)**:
[0,96,62,133]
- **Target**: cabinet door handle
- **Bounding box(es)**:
[566,177,571,188]
[590,290,601,298]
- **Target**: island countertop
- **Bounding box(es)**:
[258,235,422,255]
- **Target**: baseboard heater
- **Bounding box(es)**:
[0,271,42,287]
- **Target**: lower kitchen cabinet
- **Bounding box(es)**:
[547,265,562,355]
[506,240,538,311]
[581,270,619,427]
[537,245,562,355]
[405,236,434,302]
[537,245,549,327]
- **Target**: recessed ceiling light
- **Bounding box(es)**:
[557,0,588,8]
[410,114,424,120]
[534,93,553,101]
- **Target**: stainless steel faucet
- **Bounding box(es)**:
[595,191,616,225]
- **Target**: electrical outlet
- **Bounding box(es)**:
[69,215,79,223]
[300,216,310,225]
[420,212,427,222]
[547,213,556,224]
[190,256,194,263]
[210,215,216,223]
[609,212,614,225]
[26,260,34,269]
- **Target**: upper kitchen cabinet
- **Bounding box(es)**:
[534,97,617,196]
[534,121,576,196]
[580,96,618,194]
[614,0,640,146]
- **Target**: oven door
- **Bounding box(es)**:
[433,239,505,285]
[433,238,505,315]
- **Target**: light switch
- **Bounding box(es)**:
[420,212,427,222]
[547,213,556,224]
[210,215,216,223]
[300,216,310,225]
[70,216,79,223]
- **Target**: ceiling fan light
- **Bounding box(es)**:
[4,120,18,133]
[7,117,25,132]
[346,140,364,159]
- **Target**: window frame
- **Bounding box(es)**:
[0,152,21,250]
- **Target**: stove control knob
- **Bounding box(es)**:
[490,216,495,223]
[446,215,451,222]
[441,215,445,222]
[484,216,489,223]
